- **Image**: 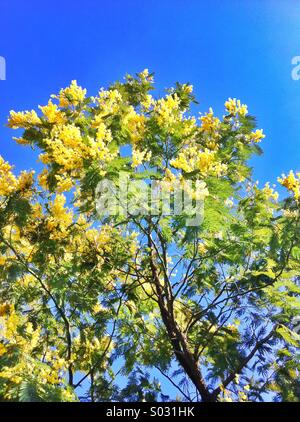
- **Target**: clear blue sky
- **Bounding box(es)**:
[0,0,299,399]
[0,0,299,188]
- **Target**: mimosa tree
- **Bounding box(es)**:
[0,70,299,402]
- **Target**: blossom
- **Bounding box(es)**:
[225,98,248,117]
[138,68,154,82]
[17,170,35,192]
[53,80,87,107]
[171,145,218,176]
[141,94,155,110]
[199,108,221,133]
[154,93,182,131]
[0,156,17,196]
[249,129,265,143]
[39,100,67,124]
[46,194,73,239]
[132,147,152,168]
[262,182,279,201]
[96,88,122,116]
[198,243,207,255]
[8,110,40,129]
[278,170,300,200]
[122,106,146,143]
[55,174,74,193]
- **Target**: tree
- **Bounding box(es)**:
[0,70,299,402]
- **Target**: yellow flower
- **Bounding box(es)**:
[0,343,7,357]
[278,170,300,200]
[38,169,49,190]
[53,80,87,107]
[182,83,193,94]
[39,100,67,124]
[199,108,221,133]
[262,182,279,201]
[198,243,207,255]
[132,147,152,168]
[0,256,6,266]
[46,194,73,239]
[238,391,248,401]
[8,110,40,129]
[17,170,35,192]
[96,88,122,116]
[225,98,248,117]
[93,303,103,314]
[0,156,17,196]
[20,274,35,288]
[0,303,11,316]
[139,68,154,82]
[31,203,43,219]
[141,94,154,110]
[122,106,146,143]
[154,93,181,131]
[250,129,265,143]
[197,149,216,174]
[171,144,216,176]
[55,174,74,193]
[12,137,31,145]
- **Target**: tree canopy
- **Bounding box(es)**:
[0,70,300,402]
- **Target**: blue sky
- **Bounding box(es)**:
[0,0,299,399]
[0,0,299,189]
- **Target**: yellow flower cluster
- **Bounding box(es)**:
[171,144,225,177]
[179,177,209,201]
[52,80,87,107]
[55,174,74,193]
[0,156,17,196]
[225,98,248,117]
[141,94,155,111]
[160,168,177,191]
[198,243,207,255]
[199,108,221,133]
[7,110,40,129]
[197,149,216,174]
[39,100,67,124]
[0,157,34,198]
[38,168,50,190]
[0,306,75,400]
[17,170,35,193]
[122,106,146,143]
[0,306,39,353]
[40,125,82,171]
[39,122,115,177]
[278,170,300,200]
[154,93,182,131]
[181,83,193,94]
[0,303,11,316]
[73,334,113,370]
[132,147,152,168]
[249,129,265,143]
[96,88,123,116]
[46,194,73,239]
[139,68,154,82]
[85,225,113,255]
[262,182,279,201]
